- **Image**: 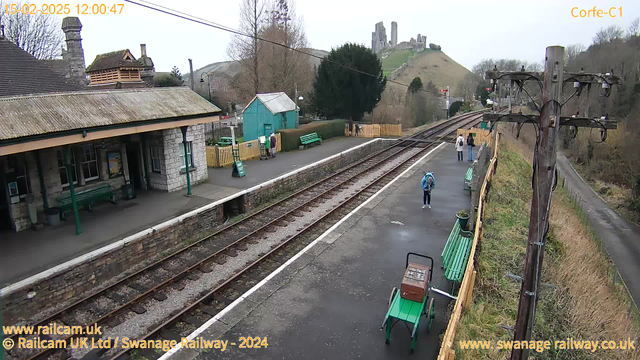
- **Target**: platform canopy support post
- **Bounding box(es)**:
[64,146,82,235]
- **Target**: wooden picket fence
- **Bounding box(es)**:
[206,134,281,167]
[437,132,500,360]
[456,128,492,145]
[344,124,402,137]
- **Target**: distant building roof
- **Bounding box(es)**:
[244,92,298,115]
[86,49,144,72]
[0,87,221,142]
[0,38,83,97]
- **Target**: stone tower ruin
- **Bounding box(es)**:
[391,21,398,46]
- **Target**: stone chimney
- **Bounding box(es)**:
[138,44,155,87]
[61,17,87,86]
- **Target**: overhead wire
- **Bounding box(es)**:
[125,0,446,97]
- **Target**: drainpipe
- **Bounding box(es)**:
[35,150,48,209]
[180,126,192,196]
[64,146,82,235]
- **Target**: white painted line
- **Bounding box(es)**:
[158,141,447,360]
[1,138,393,297]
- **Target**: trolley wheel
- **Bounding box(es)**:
[388,287,398,308]
[425,298,435,333]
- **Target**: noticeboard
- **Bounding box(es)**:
[107,151,123,179]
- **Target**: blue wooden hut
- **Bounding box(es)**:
[242,92,298,141]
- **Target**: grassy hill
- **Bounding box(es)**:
[382,48,471,91]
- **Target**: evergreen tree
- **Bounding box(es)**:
[313,43,386,121]
[408,77,423,94]
[170,66,183,83]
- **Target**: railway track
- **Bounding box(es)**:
[4,111,484,360]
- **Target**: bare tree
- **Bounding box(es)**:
[0,0,63,59]
[564,44,585,70]
[628,18,640,38]
[593,25,624,44]
[456,72,479,100]
[227,0,267,99]
[260,0,310,98]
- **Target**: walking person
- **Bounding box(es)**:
[467,133,475,162]
[270,132,277,158]
[421,171,436,209]
[456,133,465,161]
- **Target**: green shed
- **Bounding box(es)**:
[242,92,298,142]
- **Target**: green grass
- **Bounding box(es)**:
[382,49,415,77]
[453,147,587,359]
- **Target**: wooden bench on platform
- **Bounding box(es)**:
[56,183,117,220]
[464,167,473,192]
[300,132,322,148]
[441,219,473,290]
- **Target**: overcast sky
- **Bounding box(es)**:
[46,0,640,73]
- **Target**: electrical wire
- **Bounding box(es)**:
[124,0,446,97]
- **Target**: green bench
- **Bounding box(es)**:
[56,183,117,220]
[300,132,322,147]
[441,219,473,286]
[464,167,473,191]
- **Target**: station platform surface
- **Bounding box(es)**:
[170,142,471,360]
[0,137,372,287]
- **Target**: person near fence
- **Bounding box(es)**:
[467,133,475,162]
[270,132,276,158]
[355,122,360,137]
[421,171,436,209]
[456,134,465,161]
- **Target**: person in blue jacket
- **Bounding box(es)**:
[421,171,436,209]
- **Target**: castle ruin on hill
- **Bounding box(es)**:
[371,21,427,55]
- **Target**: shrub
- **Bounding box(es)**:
[278,120,346,151]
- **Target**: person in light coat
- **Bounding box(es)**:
[455,134,465,161]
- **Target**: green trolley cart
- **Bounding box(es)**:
[381,252,436,353]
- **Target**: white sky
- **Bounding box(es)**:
[41,0,640,72]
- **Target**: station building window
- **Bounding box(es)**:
[150,145,162,173]
[6,155,31,201]
[81,144,100,181]
[57,149,78,187]
[179,142,193,169]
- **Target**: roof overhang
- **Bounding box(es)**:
[0,114,219,156]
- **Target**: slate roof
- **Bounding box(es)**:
[0,87,221,142]
[86,49,144,72]
[244,92,298,115]
[0,38,83,97]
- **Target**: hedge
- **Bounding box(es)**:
[278,120,346,151]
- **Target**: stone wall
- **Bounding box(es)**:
[245,139,391,210]
[1,138,392,323]
[163,124,208,192]
[1,203,224,324]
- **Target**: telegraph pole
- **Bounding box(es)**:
[482,46,620,360]
[510,46,563,360]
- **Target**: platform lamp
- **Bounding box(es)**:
[200,72,211,102]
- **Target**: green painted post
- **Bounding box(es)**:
[64,146,82,235]
[180,126,192,196]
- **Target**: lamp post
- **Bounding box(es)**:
[200,72,211,102]
[294,83,303,128]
